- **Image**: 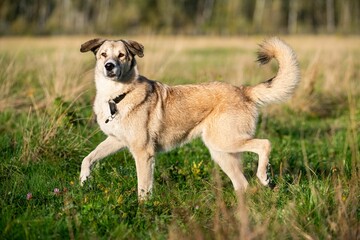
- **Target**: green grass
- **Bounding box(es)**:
[0,36,359,239]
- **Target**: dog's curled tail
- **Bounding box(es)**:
[248,37,300,106]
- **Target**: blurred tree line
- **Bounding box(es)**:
[0,0,359,35]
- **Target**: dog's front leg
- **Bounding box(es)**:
[132,148,155,201]
[80,136,125,185]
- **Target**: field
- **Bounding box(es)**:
[0,35,359,239]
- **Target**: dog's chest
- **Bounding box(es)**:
[93,97,128,136]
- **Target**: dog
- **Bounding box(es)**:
[79,37,300,200]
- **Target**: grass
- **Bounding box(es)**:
[0,35,359,239]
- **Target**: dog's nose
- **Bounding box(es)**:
[105,62,115,71]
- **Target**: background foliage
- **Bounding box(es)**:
[1,0,359,35]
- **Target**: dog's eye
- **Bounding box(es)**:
[118,53,124,58]
[101,52,107,58]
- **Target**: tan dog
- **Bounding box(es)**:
[79,37,300,200]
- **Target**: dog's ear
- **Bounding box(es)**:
[80,38,106,54]
[121,40,144,58]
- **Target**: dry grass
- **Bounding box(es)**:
[1,35,359,114]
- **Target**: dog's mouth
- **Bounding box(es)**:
[106,71,118,78]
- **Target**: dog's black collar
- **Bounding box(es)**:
[105,92,127,123]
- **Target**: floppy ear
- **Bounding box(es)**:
[121,40,144,58]
[80,38,106,54]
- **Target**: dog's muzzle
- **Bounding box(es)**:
[104,59,120,78]
[105,62,115,71]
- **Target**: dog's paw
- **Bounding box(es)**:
[137,188,153,202]
[257,164,276,189]
[257,174,270,186]
[79,169,90,186]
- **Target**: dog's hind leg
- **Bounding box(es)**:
[205,136,271,187]
[209,150,249,191]
[220,139,271,186]
[80,136,125,185]
[235,139,271,186]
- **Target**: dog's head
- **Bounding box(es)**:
[80,38,144,81]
